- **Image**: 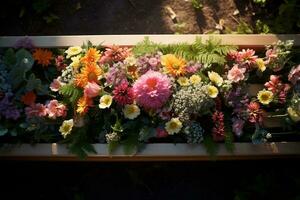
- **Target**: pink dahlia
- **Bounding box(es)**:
[133,70,171,110]
[227,64,246,83]
[113,81,134,106]
[288,65,300,85]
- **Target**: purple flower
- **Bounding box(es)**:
[232,118,245,136]
[136,53,162,75]
[14,37,35,49]
[106,62,127,86]
[0,93,20,120]
[185,62,202,74]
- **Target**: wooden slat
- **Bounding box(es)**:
[0,143,300,161]
[0,34,300,47]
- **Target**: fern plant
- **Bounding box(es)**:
[133,36,237,65]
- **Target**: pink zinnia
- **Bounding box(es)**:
[46,100,67,119]
[227,65,246,83]
[237,49,257,65]
[25,103,47,118]
[265,75,290,103]
[247,102,263,124]
[133,70,171,110]
[55,55,67,71]
[84,82,101,98]
[113,81,134,106]
[288,65,300,85]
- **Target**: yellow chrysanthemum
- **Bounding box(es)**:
[287,107,300,122]
[207,85,219,98]
[165,118,182,135]
[81,48,101,65]
[256,58,266,72]
[75,63,102,88]
[70,55,81,69]
[99,95,113,109]
[76,97,92,115]
[59,119,74,138]
[208,71,223,86]
[123,104,140,119]
[161,54,186,76]
[257,89,273,105]
[33,48,53,67]
[189,74,202,85]
[65,46,82,59]
[177,77,190,86]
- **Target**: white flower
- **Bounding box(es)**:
[123,104,140,119]
[165,118,182,135]
[99,95,113,109]
[65,46,82,59]
[59,119,74,138]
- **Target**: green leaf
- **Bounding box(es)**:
[26,74,42,91]
[3,48,16,67]
[122,134,139,155]
[108,141,119,154]
[203,136,218,158]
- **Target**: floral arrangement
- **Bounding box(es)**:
[0,37,299,158]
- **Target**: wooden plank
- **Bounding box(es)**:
[0,34,300,47]
[0,143,300,161]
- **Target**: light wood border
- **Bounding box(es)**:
[0,34,300,47]
[1,143,300,161]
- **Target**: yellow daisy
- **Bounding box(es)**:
[287,107,300,122]
[256,58,266,72]
[208,71,223,86]
[189,74,202,85]
[177,77,190,86]
[65,46,82,59]
[207,85,219,98]
[161,54,186,76]
[257,89,273,105]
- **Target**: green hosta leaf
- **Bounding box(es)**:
[9,49,34,89]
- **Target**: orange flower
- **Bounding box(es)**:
[81,48,101,65]
[21,91,36,106]
[33,49,53,67]
[75,63,102,88]
[76,96,93,115]
[161,54,186,76]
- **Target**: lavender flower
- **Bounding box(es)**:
[185,61,202,74]
[136,52,162,75]
[232,118,245,137]
[0,93,20,120]
[106,62,127,86]
[14,37,35,49]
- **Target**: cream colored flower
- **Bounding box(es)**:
[207,85,219,98]
[124,56,137,66]
[257,89,273,105]
[287,107,300,122]
[256,58,266,72]
[208,71,223,86]
[177,77,190,86]
[59,119,74,138]
[189,75,202,85]
[99,95,113,109]
[123,104,140,119]
[65,46,82,59]
[165,118,182,135]
[70,55,81,68]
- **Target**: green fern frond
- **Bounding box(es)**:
[59,84,83,105]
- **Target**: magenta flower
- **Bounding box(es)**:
[113,81,134,106]
[133,70,171,110]
[265,75,290,104]
[50,78,64,92]
[232,118,245,137]
[156,127,169,138]
[227,65,246,83]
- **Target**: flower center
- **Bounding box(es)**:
[146,78,157,89]
[88,72,97,82]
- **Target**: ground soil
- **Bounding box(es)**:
[0,0,254,35]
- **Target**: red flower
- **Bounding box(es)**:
[113,81,134,106]
[264,75,290,104]
[212,111,225,142]
[21,91,36,106]
[247,102,263,124]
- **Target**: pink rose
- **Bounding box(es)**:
[50,78,64,92]
[227,65,246,83]
[46,100,67,119]
[84,82,101,98]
